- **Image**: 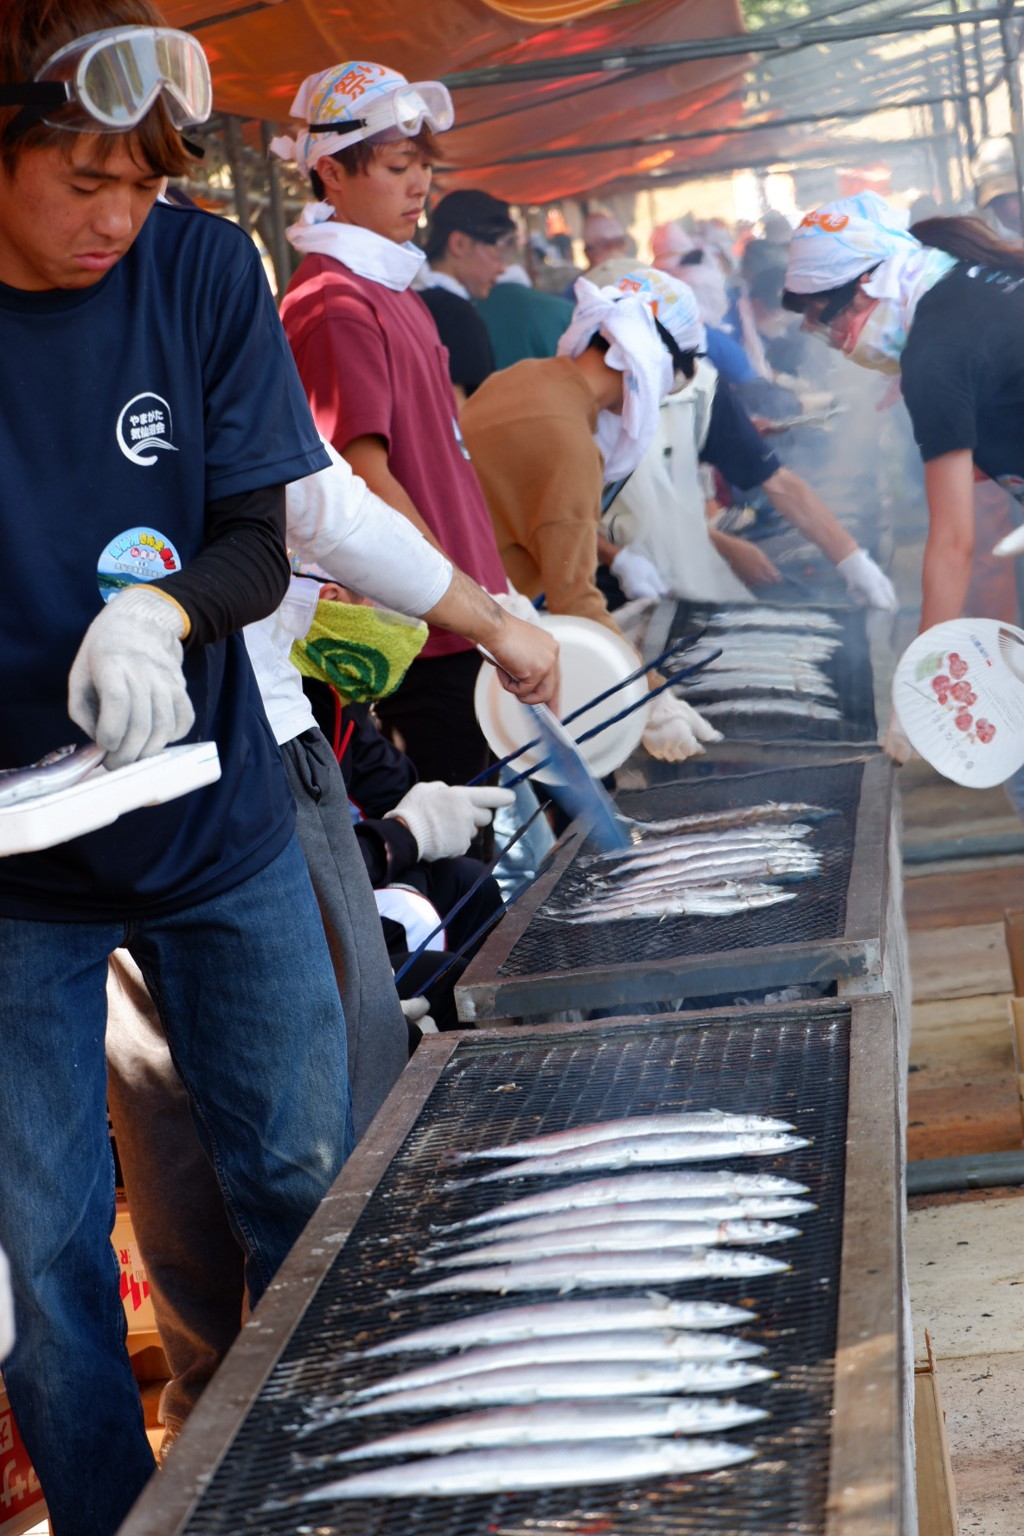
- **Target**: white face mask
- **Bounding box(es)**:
[843,297,906,374]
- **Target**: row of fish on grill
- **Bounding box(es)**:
[543,799,833,922]
[280,1109,812,1504]
[674,604,845,724]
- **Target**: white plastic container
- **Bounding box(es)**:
[0,742,221,857]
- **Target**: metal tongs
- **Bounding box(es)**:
[527,702,630,852]
[476,647,629,853]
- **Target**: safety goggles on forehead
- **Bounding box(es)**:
[308,82,454,145]
[0,27,212,138]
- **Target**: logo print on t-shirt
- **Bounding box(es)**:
[96,527,182,604]
[116,392,179,466]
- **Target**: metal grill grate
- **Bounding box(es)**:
[172,1008,852,1536]
[500,763,861,978]
[655,602,877,745]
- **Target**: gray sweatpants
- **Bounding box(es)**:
[281,727,408,1137]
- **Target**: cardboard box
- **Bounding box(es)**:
[0,1387,45,1536]
[113,1199,155,1333]
[113,1200,162,1357]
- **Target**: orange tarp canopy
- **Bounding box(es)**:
[163,0,752,202]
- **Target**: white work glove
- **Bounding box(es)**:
[385,782,515,862]
[836,548,898,611]
[613,595,662,641]
[490,588,544,625]
[881,708,914,765]
[400,996,437,1035]
[609,546,669,601]
[68,587,193,770]
[642,692,723,762]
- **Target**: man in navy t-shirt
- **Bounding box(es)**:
[0,7,354,1534]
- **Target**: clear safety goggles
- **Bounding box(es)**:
[0,27,212,137]
[309,82,454,146]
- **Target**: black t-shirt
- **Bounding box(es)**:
[420,287,496,397]
[700,378,781,491]
[901,261,1024,500]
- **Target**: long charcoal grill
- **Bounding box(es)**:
[457,757,894,1025]
[116,998,904,1536]
[642,600,877,747]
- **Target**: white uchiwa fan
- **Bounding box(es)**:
[892,618,1024,788]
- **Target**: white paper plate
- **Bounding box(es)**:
[374,887,445,952]
[892,619,1024,787]
[0,742,222,856]
[474,614,649,786]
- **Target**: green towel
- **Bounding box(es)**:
[290,600,428,704]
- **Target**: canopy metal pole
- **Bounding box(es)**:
[443,5,1012,89]
[951,0,979,156]
[973,16,993,132]
[588,133,956,194]
[222,115,251,238]
[440,93,958,173]
[999,3,1024,213]
[260,120,289,298]
[189,1,281,29]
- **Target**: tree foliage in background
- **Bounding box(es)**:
[741,0,810,28]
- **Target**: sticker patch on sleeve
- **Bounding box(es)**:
[97,528,181,604]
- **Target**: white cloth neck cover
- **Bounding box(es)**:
[415,266,471,300]
[286,202,425,292]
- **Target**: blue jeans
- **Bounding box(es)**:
[0,835,353,1536]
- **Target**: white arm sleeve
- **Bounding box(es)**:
[285,439,454,616]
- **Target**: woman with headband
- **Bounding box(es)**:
[783,190,1024,760]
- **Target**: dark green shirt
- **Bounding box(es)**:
[477,281,574,370]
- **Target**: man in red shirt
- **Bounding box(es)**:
[275,63,510,785]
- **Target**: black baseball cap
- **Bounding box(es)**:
[425,190,516,258]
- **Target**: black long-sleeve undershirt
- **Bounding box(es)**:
[159,483,290,648]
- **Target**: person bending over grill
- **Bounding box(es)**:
[461,267,728,762]
[601,302,892,607]
[782,191,1024,780]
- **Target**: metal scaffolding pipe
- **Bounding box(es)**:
[974,17,993,129]
[440,93,957,174]
[260,119,289,296]
[221,115,251,237]
[908,1151,1024,1195]
[1000,4,1024,214]
[579,134,953,196]
[444,6,1016,90]
[189,1,282,31]
[951,0,979,156]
